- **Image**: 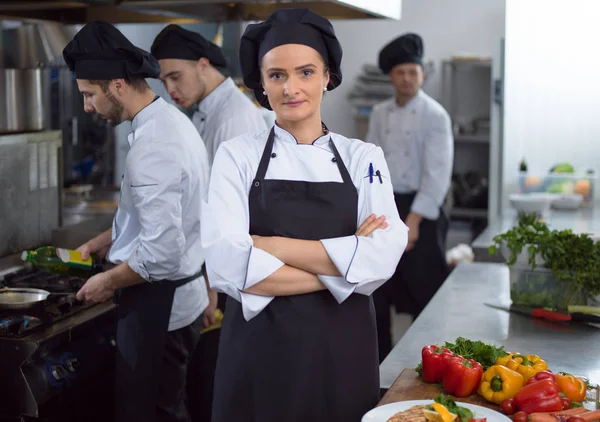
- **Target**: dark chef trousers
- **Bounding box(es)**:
[157,314,203,422]
[374,192,450,363]
[185,326,221,422]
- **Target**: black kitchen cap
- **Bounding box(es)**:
[63,21,160,80]
[239,8,343,109]
[378,33,424,74]
[151,24,227,68]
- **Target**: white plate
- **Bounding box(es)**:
[362,400,511,422]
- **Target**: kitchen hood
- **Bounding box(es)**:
[0,1,402,24]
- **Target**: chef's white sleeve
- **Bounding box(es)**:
[319,146,408,302]
[201,144,282,320]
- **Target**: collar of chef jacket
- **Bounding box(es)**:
[128,96,166,147]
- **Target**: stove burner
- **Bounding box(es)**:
[0,315,42,336]
[0,266,93,338]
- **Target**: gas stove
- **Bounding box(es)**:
[0,266,116,421]
[0,267,97,337]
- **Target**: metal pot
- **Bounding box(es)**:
[22,68,51,131]
[0,69,25,132]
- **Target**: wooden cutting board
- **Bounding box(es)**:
[378,369,502,412]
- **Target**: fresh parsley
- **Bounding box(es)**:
[442,337,508,370]
[489,212,600,302]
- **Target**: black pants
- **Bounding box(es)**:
[157,315,203,422]
[374,193,450,363]
[186,293,225,422]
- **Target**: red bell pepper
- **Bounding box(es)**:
[443,357,483,397]
[421,345,454,383]
[513,378,563,414]
[525,370,555,386]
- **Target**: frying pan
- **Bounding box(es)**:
[0,287,50,311]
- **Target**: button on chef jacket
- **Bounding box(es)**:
[201,124,409,321]
[366,90,453,220]
[108,97,211,331]
[192,77,267,164]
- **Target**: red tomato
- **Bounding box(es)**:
[568,417,585,422]
[501,399,516,415]
[513,411,528,422]
[562,397,572,410]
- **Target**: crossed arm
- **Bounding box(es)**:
[244,214,388,297]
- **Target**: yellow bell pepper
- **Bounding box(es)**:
[478,365,524,404]
[495,353,548,383]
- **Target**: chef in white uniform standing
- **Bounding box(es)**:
[64,21,211,422]
[202,8,408,421]
[151,24,268,165]
[367,33,454,362]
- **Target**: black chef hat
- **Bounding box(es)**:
[63,21,160,80]
[239,8,343,109]
[378,33,424,74]
[151,24,227,68]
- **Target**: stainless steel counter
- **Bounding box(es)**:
[379,262,600,389]
[472,205,600,262]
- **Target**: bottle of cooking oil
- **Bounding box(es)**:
[21,246,102,277]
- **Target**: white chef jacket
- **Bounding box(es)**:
[192,77,267,164]
[201,124,409,321]
[366,90,453,220]
[108,97,211,331]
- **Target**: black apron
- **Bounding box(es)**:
[114,272,201,422]
[389,192,449,316]
[211,128,380,422]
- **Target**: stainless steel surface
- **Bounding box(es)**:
[0,69,25,132]
[0,0,399,23]
[0,287,50,309]
[472,205,600,262]
[3,23,70,68]
[23,68,51,131]
[379,262,600,389]
[0,131,62,258]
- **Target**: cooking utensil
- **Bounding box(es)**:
[485,303,600,324]
[0,287,50,310]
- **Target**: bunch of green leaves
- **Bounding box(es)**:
[429,394,474,422]
[489,212,600,300]
[442,337,508,370]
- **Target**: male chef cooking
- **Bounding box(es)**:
[64,21,211,422]
[367,33,454,362]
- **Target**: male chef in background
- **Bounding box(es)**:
[150,24,267,422]
[151,24,267,165]
[65,21,211,422]
[367,33,454,362]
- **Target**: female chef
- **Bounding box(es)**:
[201,8,408,422]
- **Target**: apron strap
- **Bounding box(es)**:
[114,269,203,304]
[329,138,353,185]
[254,127,276,182]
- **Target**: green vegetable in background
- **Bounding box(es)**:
[551,163,575,174]
[489,212,600,303]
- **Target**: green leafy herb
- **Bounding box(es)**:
[416,362,423,376]
[489,212,600,302]
[571,402,583,409]
[432,394,474,422]
[442,337,508,370]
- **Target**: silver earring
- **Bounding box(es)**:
[263,90,266,95]
[323,87,327,92]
